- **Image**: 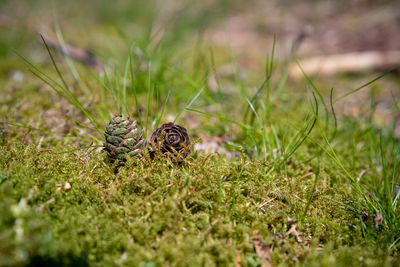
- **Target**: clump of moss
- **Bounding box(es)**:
[1,141,398,266]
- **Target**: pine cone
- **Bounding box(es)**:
[103,115,146,163]
[149,122,191,159]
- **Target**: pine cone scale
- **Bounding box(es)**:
[105,134,123,146]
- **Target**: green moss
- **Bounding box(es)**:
[0,142,398,266]
[1,1,399,265]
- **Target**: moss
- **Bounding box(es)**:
[0,142,397,266]
[1,1,399,265]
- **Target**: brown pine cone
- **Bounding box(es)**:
[149,122,191,159]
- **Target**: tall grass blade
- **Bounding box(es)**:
[129,46,143,128]
[334,71,391,103]
[174,87,204,123]
[186,108,250,129]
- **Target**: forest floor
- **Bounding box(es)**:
[1,0,399,266]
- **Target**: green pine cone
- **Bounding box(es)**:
[103,115,146,163]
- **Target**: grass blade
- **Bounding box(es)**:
[334,71,391,103]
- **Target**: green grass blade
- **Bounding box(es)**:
[122,54,131,117]
[334,71,391,103]
[15,40,104,135]
[186,108,250,130]
[155,91,171,127]
[40,34,69,93]
[392,92,400,115]
[53,20,90,94]
[129,46,143,128]
[174,87,204,123]
[329,88,338,140]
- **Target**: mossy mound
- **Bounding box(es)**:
[1,142,398,266]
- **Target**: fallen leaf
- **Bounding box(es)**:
[252,237,273,267]
[286,224,308,243]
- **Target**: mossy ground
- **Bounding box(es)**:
[1,0,400,266]
[0,142,396,266]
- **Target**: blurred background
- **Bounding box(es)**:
[2,0,399,64]
[1,0,399,134]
